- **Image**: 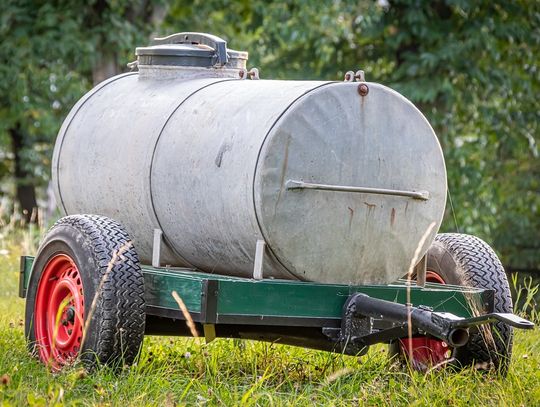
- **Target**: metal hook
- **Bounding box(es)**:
[355,70,365,82]
[344,71,355,82]
[248,68,260,80]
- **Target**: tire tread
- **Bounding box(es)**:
[50,214,145,367]
[434,233,513,372]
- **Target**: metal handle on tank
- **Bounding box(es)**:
[286,179,430,200]
[152,32,229,66]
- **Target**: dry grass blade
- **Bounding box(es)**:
[81,241,133,348]
[49,295,74,367]
[322,367,354,385]
[171,291,199,337]
[405,221,437,364]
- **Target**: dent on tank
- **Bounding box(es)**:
[52,32,446,285]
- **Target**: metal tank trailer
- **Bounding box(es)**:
[19,33,532,372]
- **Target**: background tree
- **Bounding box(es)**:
[0,0,166,222]
[0,2,87,222]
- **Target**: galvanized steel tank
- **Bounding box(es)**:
[52,32,447,285]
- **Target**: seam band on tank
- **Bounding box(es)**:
[251,81,339,281]
[148,78,237,268]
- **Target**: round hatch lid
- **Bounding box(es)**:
[136,32,248,69]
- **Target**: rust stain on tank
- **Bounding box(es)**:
[390,207,396,227]
[363,202,376,211]
[363,202,376,228]
[348,206,354,231]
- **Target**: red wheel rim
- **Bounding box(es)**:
[34,254,84,368]
[399,270,452,370]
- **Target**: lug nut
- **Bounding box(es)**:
[66,307,76,323]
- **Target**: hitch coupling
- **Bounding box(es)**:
[329,293,534,355]
[351,294,469,347]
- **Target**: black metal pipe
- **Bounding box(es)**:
[144,315,355,354]
[352,294,469,347]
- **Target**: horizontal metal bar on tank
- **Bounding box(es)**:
[285,179,430,201]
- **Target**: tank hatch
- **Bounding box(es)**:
[136,32,248,70]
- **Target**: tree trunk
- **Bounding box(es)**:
[9,123,38,224]
[92,48,119,85]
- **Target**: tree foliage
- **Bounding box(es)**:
[0,0,165,220]
[0,0,538,269]
[0,2,89,218]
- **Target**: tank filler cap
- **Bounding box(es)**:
[136,32,248,70]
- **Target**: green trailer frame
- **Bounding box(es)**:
[21,254,530,356]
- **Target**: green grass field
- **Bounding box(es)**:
[0,233,539,406]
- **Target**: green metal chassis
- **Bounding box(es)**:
[19,256,494,353]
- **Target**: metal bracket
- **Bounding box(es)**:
[343,69,366,82]
[338,294,371,355]
[248,67,260,80]
[253,240,266,280]
[354,70,365,82]
[126,60,138,71]
[19,255,29,299]
[323,294,371,355]
[152,229,162,268]
[414,255,427,287]
[203,324,216,343]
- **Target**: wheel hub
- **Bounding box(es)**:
[34,254,84,368]
[399,270,452,370]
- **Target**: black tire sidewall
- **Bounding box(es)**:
[389,233,513,373]
[426,234,513,372]
[426,239,473,286]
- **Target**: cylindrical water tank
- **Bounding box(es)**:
[52,33,447,285]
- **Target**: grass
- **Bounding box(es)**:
[0,231,539,406]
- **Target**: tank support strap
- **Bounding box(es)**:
[152,229,162,267]
[253,240,266,280]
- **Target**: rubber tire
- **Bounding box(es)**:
[25,214,145,370]
[390,233,513,374]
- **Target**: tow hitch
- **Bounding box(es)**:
[326,293,534,355]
